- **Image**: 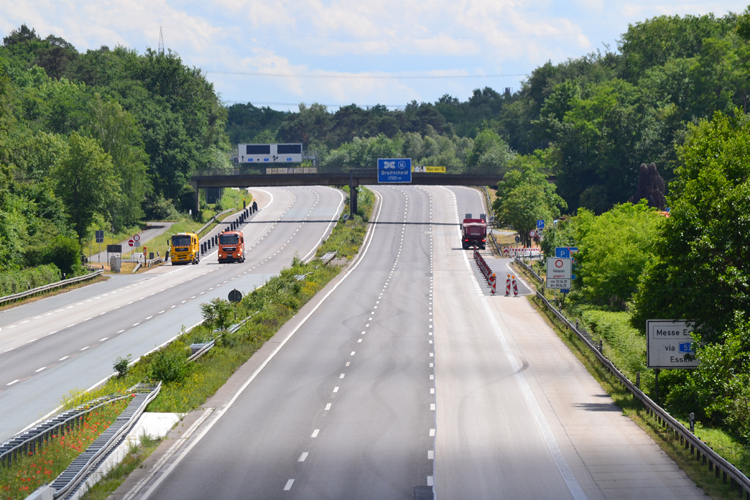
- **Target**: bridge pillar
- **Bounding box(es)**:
[349,174,358,219]
[190,181,199,215]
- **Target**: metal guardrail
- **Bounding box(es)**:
[0,270,104,306]
[532,286,750,496]
[50,383,161,500]
[514,257,544,284]
[196,208,235,236]
[0,394,129,468]
[188,340,216,361]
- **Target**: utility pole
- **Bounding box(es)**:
[158,27,164,54]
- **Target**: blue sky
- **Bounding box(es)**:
[2,0,748,111]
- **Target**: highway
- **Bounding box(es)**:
[124,185,704,500]
[0,186,344,442]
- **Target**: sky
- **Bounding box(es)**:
[1,0,748,112]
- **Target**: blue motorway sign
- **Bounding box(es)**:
[378,158,412,183]
[537,219,545,230]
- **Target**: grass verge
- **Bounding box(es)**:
[0,398,132,500]
[79,435,163,500]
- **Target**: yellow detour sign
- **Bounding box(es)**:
[412,166,446,173]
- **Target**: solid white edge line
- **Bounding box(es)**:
[301,186,345,264]
[14,318,210,438]
[138,189,384,500]
[447,186,587,500]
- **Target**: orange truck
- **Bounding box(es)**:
[218,231,245,263]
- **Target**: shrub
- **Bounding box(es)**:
[149,343,191,383]
[0,263,62,297]
[113,354,131,378]
[44,235,83,276]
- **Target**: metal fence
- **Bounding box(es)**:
[524,265,750,497]
[0,270,104,307]
[514,257,544,283]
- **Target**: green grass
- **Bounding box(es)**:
[79,435,163,500]
[316,186,374,260]
[83,223,145,260]
[0,398,131,500]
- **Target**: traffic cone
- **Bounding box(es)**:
[505,274,511,296]
[512,275,519,297]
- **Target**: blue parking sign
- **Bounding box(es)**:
[378,158,412,183]
[537,220,545,229]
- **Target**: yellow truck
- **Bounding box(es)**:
[170,232,201,265]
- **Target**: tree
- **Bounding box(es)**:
[466,128,514,172]
[628,162,666,209]
[493,153,566,246]
[52,132,119,242]
[573,201,664,307]
[83,95,150,230]
[632,109,750,340]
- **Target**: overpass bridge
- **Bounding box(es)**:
[190,166,507,217]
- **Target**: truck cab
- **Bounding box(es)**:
[170,233,200,265]
[218,231,245,263]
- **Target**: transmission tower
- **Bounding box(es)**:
[158,27,164,54]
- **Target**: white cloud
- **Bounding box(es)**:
[2,0,747,109]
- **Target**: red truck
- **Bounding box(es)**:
[461,215,487,250]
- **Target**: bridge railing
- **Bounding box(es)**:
[192,165,509,178]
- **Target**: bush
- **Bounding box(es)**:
[43,234,82,276]
[0,263,62,297]
[113,354,131,378]
[149,343,191,383]
[200,298,233,332]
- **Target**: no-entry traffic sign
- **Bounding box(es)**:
[128,239,134,247]
[546,257,571,289]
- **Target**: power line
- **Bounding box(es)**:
[208,71,526,80]
[240,30,616,41]
[223,100,408,109]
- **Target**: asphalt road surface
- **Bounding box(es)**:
[0,186,344,442]
[124,185,704,500]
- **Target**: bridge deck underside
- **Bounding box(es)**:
[192,173,504,188]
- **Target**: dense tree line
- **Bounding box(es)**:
[229,9,750,216]
[0,24,229,278]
